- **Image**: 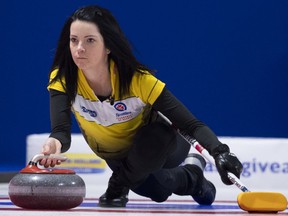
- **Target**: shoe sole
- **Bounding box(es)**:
[184,153,206,170]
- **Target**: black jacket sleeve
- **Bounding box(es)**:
[49,89,72,153]
[152,87,222,153]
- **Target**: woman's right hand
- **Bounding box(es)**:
[39,137,62,168]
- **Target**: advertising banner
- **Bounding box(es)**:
[26,134,288,197]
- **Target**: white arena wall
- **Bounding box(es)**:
[26,134,288,199]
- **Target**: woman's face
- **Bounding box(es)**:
[70,20,109,71]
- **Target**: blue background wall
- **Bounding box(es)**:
[1,0,287,171]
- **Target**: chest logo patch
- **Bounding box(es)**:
[114,102,127,111]
[81,105,97,117]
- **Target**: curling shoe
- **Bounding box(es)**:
[98,172,129,207]
[184,153,216,205]
[98,187,129,207]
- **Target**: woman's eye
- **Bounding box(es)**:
[70,38,77,43]
[87,38,95,43]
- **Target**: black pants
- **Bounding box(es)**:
[105,121,199,202]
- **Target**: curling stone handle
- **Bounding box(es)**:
[30,154,67,163]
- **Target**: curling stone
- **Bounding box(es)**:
[8,154,86,210]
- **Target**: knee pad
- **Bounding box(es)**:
[151,195,169,203]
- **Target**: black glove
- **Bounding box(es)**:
[211,144,243,185]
